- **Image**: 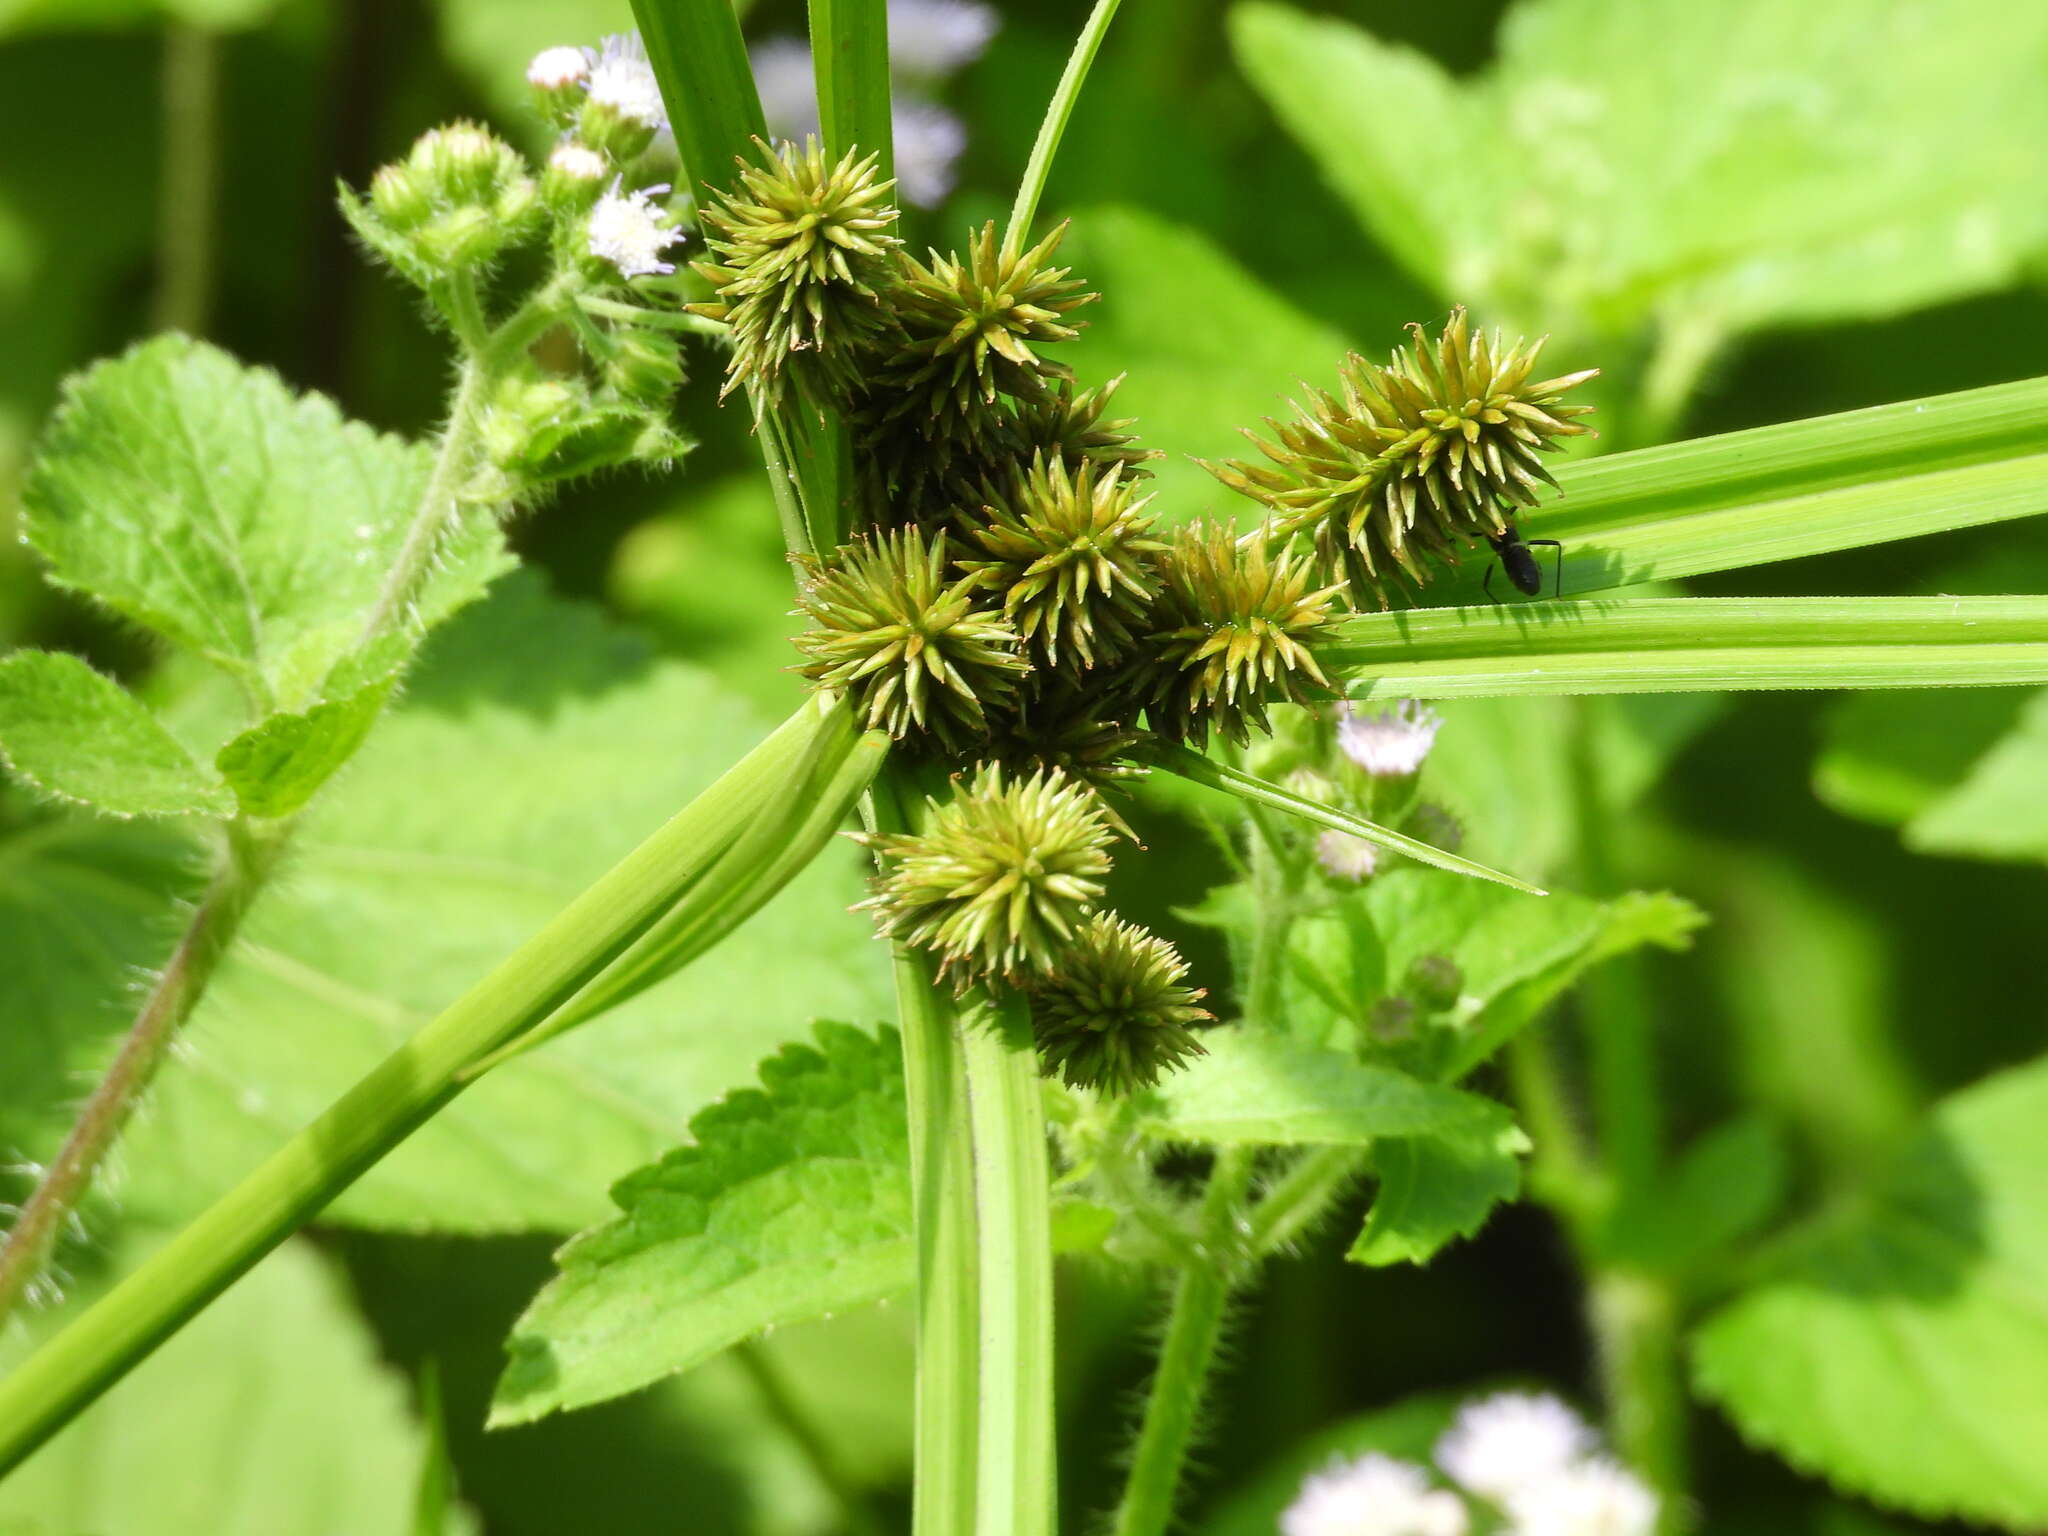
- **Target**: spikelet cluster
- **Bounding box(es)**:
[1209,307,1596,600]
[689,137,903,410]
[684,143,1594,1092]
[858,765,1113,984]
[1031,913,1211,1094]
[792,526,1025,751]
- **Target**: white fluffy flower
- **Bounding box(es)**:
[526,45,590,90]
[586,32,668,131]
[588,181,682,277]
[892,98,968,207]
[751,37,821,140]
[1316,829,1380,883]
[1338,700,1443,778]
[549,143,608,182]
[1435,1393,1599,1506]
[1501,1458,1658,1536]
[1282,1453,1469,1536]
[887,0,1000,79]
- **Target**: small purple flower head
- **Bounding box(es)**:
[588,180,683,278]
[1339,699,1443,778]
[1316,829,1380,883]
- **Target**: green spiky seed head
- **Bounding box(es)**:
[1030,913,1210,1095]
[689,137,903,411]
[1144,521,1342,746]
[792,526,1026,751]
[858,765,1115,984]
[870,220,1095,438]
[1007,374,1161,481]
[956,453,1166,669]
[1208,307,1596,601]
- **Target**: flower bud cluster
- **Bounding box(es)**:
[340,34,701,503]
[1281,1392,1660,1536]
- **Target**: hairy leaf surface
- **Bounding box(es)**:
[0,651,232,817]
[492,1022,910,1425]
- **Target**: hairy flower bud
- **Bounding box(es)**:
[343,122,540,286]
[858,765,1115,983]
[1029,912,1210,1095]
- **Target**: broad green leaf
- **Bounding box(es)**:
[0,1235,465,1536]
[0,807,194,1212]
[0,650,232,817]
[1231,1,2048,347]
[1814,688,2033,827]
[96,576,891,1232]
[1327,597,2048,701]
[1693,1055,2048,1529]
[22,335,509,710]
[492,1021,910,1425]
[1904,687,2048,865]
[212,679,394,820]
[1140,1030,1512,1148]
[1349,1119,1528,1268]
[1059,205,1349,515]
[1598,1117,1789,1273]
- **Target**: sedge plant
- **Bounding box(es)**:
[1,3,2048,1534]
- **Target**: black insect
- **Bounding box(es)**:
[1483,522,1563,601]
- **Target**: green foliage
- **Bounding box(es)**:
[1232,0,2048,359]
[0,651,233,817]
[76,579,890,1232]
[492,1022,911,1425]
[1597,1117,1789,1272]
[0,1236,463,1536]
[1138,1030,1513,1149]
[1693,1055,2048,1528]
[1349,1120,1529,1268]
[1899,688,2048,864]
[211,681,393,820]
[21,337,506,711]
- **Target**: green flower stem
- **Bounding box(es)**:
[0,697,841,1476]
[962,996,1057,1536]
[575,294,730,337]
[871,772,984,1536]
[1110,1146,1258,1536]
[1245,1146,1363,1259]
[151,21,221,337]
[0,818,280,1327]
[1010,0,1125,241]
[1590,1268,1690,1533]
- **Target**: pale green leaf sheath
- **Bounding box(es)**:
[0,652,232,817]
[1694,1055,2048,1528]
[22,334,509,713]
[493,1022,912,1425]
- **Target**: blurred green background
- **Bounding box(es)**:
[2,0,2045,1531]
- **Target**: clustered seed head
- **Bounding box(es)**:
[792,526,1026,751]
[1030,912,1211,1095]
[859,765,1114,984]
[1006,374,1160,482]
[690,137,904,410]
[1145,521,1343,746]
[1209,306,1597,601]
[957,453,1166,669]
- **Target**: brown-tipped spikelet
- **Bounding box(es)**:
[1030,913,1210,1095]
[689,137,903,410]
[1208,307,1596,600]
[792,526,1026,751]
[858,765,1115,984]
[956,453,1165,670]
[1144,520,1342,746]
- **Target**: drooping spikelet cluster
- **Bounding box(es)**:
[690,144,1593,1091]
[1208,308,1596,600]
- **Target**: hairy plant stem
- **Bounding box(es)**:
[0,820,279,1326]
[1110,1146,1257,1536]
[151,22,221,337]
[0,697,847,1475]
